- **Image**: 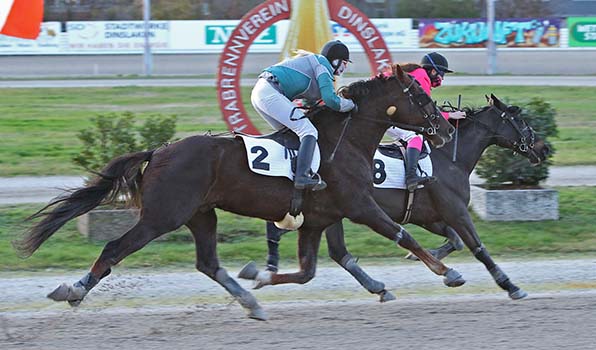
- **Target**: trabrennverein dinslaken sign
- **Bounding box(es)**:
[216,0,391,134]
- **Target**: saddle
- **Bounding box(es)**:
[377,141,430,160]
[235,127,300,150]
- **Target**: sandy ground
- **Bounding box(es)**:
[1,258,595,350]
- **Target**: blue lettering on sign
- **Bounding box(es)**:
[432,19,552,45]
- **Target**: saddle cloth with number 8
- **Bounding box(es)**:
[373,143,433,189]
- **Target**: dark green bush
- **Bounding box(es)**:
[476,97,558,188]
[73,112,177,172]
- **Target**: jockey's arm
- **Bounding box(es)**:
[317,73,355,112]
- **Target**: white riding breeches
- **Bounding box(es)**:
[386,126,421,143]
[251,78,318,140]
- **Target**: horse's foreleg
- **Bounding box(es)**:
[325,221,396,302]
[188,210,267,320]
[265,222,289,272]
[352,201,465,288]
[254,228,322,287]
[448,213,528,299]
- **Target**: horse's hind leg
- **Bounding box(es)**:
[250,227,323,288]
[405,222,464,261]
[238,222,288,280]
[187,210,267,321]
[325,220,396,302]
[47,216,181,306]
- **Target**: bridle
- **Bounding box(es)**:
[333,74,444,136]
[466,104,536,154]
[392,74,444,136]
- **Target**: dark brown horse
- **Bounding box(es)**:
[15,65,457,321]
[243,94,550,301]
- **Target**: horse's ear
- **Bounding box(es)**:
[486,94,493,105]
[393,64,405,79]
[490,94,506,109]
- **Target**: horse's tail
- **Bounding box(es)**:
[14,150,154,257]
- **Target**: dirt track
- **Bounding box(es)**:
[1,259,595,350]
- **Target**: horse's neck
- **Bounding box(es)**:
[317,114,387,162]
[441,117,494,175]
[344,119,387,160]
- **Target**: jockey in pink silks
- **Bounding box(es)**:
[386,52,466,191]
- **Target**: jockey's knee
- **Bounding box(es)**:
[294,123,318,140]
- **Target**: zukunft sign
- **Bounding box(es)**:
[216,0,392,134]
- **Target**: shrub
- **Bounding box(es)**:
[476,97,558,188]
[73,112,177,172]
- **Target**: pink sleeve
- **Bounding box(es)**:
[442,111,449,120]
[409,68,432,95]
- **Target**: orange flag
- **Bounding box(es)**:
[0,0,44,39]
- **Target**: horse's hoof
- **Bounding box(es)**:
[248,307,268,321]
[443,268,466,287]
[68,299,82,307]
[379,290,396,303]
[404,252,420,261]
[47,283,71,301]
[253,271,272,290]
[48,283,87,303]
[509,288,528,300]
[237,261,259,280]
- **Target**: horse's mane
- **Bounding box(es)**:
[400,63,422,73]
[337,64,404,103]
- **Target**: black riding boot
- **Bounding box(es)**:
[405,147,436,191]
[294,135,327,191]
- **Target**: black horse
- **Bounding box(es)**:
[15,65,457,321]
[241,94,550,300]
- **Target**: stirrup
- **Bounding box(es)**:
[294,173,327,191]
[406,176,436,191]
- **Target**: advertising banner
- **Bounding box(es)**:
[333,18,413,48]
[170,18,412,53]
[0,22,61,53]
[66,21,171,52]
[419,18,561,48]
[169,20,289,53]
[568,17,596,47]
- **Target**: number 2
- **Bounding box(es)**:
[251,146,270,171]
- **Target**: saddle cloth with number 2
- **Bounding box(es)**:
[237,133,320,180]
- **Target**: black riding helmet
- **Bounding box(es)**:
[421,52,454,76]
[321,40,351,71]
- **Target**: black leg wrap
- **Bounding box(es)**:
[266,241,280,272]
[489,265,516,291]
[340,254,385,294]
[74,269,110,291]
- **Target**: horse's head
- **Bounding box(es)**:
[485,94,550,165]
[340,64,454,148]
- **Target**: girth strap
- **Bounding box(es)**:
[400,189,415,224]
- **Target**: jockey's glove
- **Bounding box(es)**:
[339,97,356,112]
[448,110,466,119]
